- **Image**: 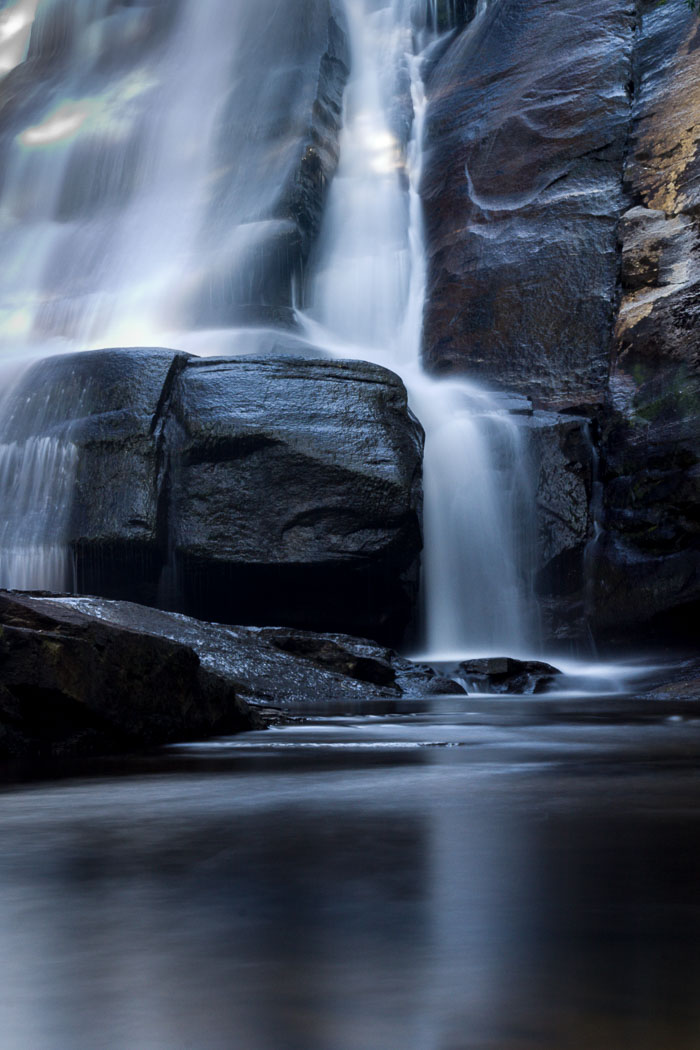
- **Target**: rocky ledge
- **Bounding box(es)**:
[0,591,454,759]
[3,347,424,645]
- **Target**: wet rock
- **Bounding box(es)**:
[422,675,467,696]
[3,347,424,646]
[641,658,700,703]
[524,412,596,642]
[2,347,190,606]
[0,591,260,759]
[421,0,634,406]
[592,2,700,645]
[0,593,443,758]
[166,355,423,643]
[456,657,561,695]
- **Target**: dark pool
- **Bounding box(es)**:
[1,692,700,1049]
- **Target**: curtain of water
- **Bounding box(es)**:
[0,361,78,590]
[0,0,537,658]
[303,0,537,657]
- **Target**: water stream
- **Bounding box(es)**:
[0,0,544,660]
[301,0,537,658]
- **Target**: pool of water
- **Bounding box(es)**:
[2,692,700,1049]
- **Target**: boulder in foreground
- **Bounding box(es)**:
[3,348,424,646]
[456,657,561,695]
[0,591,444,758]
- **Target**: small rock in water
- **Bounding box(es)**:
[423,676,467,696]
[456,657,561,695]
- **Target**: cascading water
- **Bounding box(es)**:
[302,0,538,657]
[0,359,78,590]
[0,0,539,659]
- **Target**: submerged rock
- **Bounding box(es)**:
[3,347,423,646]
[456,657,561,695]
[0,590,444,757]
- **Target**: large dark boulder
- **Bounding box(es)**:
[421,0,635,407]
[0,590,444,758]
[591,2,700,645]
[164,356,424,641]
[1,348,424,645]
[0,591,259,759]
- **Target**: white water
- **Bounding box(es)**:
[302,0,537,658]
[0,361,78,590]
[0,0,540,661]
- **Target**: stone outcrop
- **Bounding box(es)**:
[0,590,447,758]
[591,1,700,645]
[4,348,424,645]
[421,0,635,407]
[455,657,561,695]
[421,0,698,646]
[525,412,597,642]
[0,591,260,759]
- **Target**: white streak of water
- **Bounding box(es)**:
[302,0,536,659]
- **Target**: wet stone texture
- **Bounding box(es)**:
[5,347,424,647]
[421,0,699,646]
[525,413,596,643]
[0,590,445,757]
[421,0,635,408]
[593,1,700,645]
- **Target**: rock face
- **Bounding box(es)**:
[591,1,700,644]
[0,591,259,759]
[422,0,635,407]
[421,0,699,646]
[0,590,446,757]
[525,412,597,642]
[3,348,424,645]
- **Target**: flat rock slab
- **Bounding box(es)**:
[0,590,443,758]
[0,591,260,759]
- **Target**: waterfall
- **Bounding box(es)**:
[302,0,537,657]
[0,0,539,659]
[0,360,78,591]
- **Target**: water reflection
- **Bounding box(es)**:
[1,705,700,1049]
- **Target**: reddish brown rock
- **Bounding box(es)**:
[592,2,700,644]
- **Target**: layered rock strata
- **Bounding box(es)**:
[593,1,700,643]
[422,0,699,645]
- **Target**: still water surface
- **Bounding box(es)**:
[2,693,700,1050]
